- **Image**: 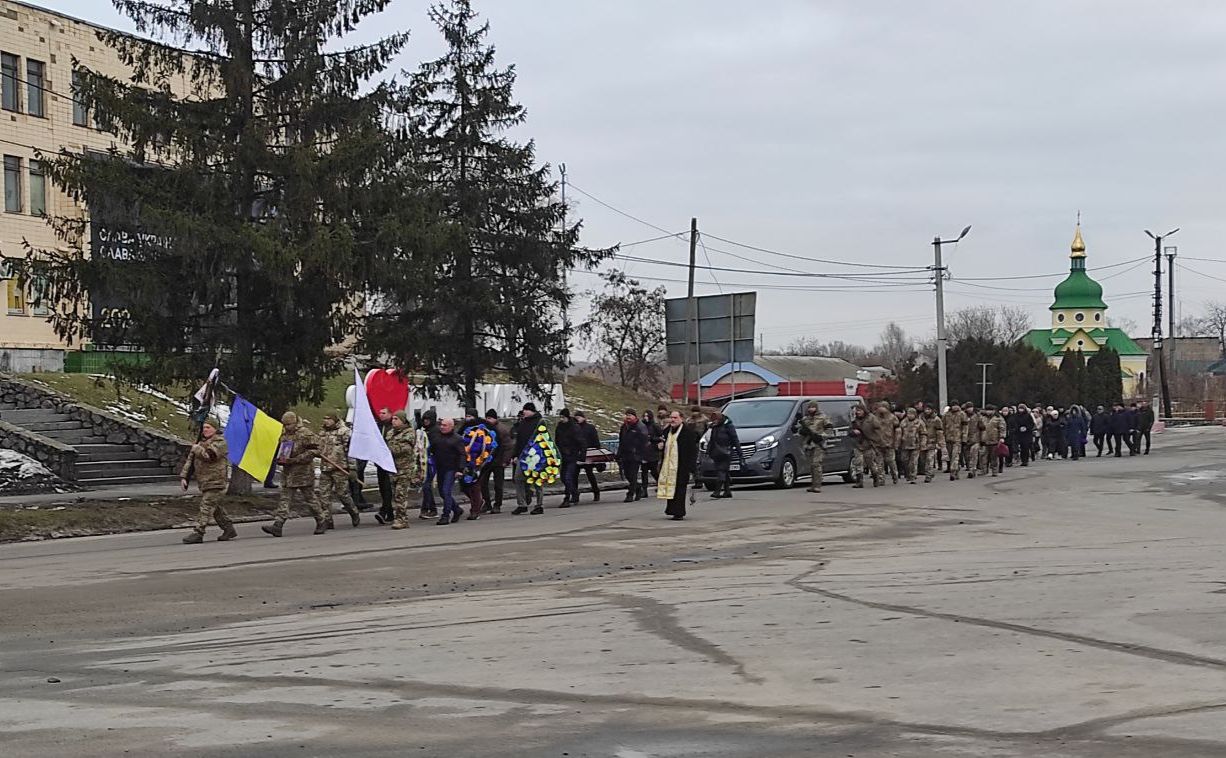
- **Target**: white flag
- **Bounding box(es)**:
[348,367,397,473]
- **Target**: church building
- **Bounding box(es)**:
[1023,225,1148,397]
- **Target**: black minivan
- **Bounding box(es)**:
[698,396,867,489]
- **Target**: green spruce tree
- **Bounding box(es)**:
[1058,349,1087,404]
[364,0,611,407]
[1084,346,1124,408]
[23,1,408,416]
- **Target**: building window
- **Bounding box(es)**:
[1094,313,1101,322]
[1057,313,1065,323]
[72,70,88,126]
[2,260,26,315]
[1077,340,1085,348]
[26,59,45,118]
[3,155,21,213]
[1075,312,1085,322]
[29,159,46,216]
[1,52,19,112]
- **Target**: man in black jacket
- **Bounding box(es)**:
[555,408,583,507]
[618,408,649,502]
[431,416,467,525]
[1108,404,1129,458]
[480,409,511,513]
[1138,401,1156,454]
[707,410,741,498]
[574,411,602,502]
[1125,403,1141,455]
[1090,405,1111,456]
[512,403,546,515]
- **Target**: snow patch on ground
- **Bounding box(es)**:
[0,450,76,495]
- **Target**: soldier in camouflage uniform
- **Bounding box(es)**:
[921,406,945,483]
[898,407,927,483]
[962,403,983,478]
[799,402,831,493]
[886,407,902,484]
[179,420,235,544]
[979,405,1008,477]
[862,402,894,487]
[849,405,870,488]
[318,411,361,528]
[387,411,422,529]
[941,401,967,480]
[262,411,328,537]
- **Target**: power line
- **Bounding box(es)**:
[569,268,932,294]
[696,233,723,293]
[610,253,930,282]
[565,182,676,236]
[1177,262,1226,285]
[699,231,932,271]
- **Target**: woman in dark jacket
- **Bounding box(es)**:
[1041,409,1065,460]
[640,409,663,498]
[706,410,741,499]
[657,410,698,519]
[1064,406,1088,460]
[1007,405,1032,467]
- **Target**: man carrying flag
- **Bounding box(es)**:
[180,418,236,544]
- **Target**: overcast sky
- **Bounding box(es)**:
[41,0,1226,351]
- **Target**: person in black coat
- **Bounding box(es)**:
[1041,408,1065,460]
[574,411,603,501]
[1125,403,1141,455]
[639,409,663,499]
[658,410,698,520]
[1090,405,1111,456]
[555,408,583,506]
[1007,405,1032,467]
[617,408,649,502]
[706,409,741,499]
[1108,404,1129,458]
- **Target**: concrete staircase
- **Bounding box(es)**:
[0,407,179,487]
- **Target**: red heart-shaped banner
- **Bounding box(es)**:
[364,368,410,416]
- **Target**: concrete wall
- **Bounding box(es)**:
[0,348,64,372]
[0,418,76,480]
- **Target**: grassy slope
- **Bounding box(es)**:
[15,372,663,441]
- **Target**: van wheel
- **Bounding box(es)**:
[841,472,855,483]
[775,457,797,489]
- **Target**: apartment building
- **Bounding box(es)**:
[0,1,191,371]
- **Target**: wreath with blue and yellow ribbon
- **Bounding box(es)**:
[519,422,560,486]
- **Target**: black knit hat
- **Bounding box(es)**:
[522,402,537,413]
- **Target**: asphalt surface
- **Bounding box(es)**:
[2,426,1225,757]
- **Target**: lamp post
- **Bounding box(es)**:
[1144,227,1179,417]
[932,225,971,411]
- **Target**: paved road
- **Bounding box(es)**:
[2,427,1225,757]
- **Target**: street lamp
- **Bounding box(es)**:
[931,225,971,411]
[1143,228,1179,417]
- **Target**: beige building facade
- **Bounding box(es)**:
[0,1,190,371]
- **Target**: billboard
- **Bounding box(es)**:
[664,291,756,367]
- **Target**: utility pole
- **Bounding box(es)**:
[1166,245,1177,381]
[932,225,972,411]
[683,217,698,405]
[1144,227,1179,417]
[559,163,570,353]
[976,362,992,408]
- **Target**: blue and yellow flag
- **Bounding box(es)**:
[223,395,283,481]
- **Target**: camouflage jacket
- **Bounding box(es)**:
[318,424,351,467]
[387,427,420,482]
[942,408,967,444]
[180,435,228,492]
[799,413,831,451]
[278,426,320,488]
[980,415,1008,445]
[922,415,945,451]
[899,417,927,450]
[863,413,895,448]
[965,413,985,445]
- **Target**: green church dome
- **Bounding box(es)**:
[1051,270,1107,310]
[1050,222,1108,311]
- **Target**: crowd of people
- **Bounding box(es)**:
[176,396,1157,543]
[846,399,1157,487]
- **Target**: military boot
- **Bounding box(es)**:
[312,518,327,535]
[391,519,408,530]
[182,531,203,544]
[324,516,335,530]
[346,506,361,527]
[217,525,238,541]
[261,520,284,538]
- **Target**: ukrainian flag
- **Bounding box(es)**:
[223,395,283,481]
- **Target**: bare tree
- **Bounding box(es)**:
[783,337,877,364]
[1112,316,1140,336]
[578,271,667,393]
[946,305,1032,344]
[1198,302,1226,356]
[874,322,915,373]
